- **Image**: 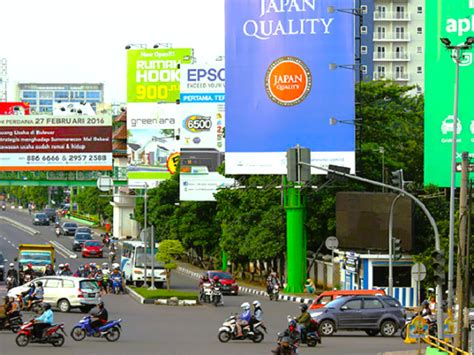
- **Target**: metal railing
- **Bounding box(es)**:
[373,52,410,60]
[374,11,411,20]
[373,32,411,41]
[423,335,470,355]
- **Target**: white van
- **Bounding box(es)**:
[8,276,101,313]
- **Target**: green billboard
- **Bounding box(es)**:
[127,48,193,103]
[425,1,474,187]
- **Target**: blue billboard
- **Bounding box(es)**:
[225,0,355,174]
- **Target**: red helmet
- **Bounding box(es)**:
[213,276,219,281]
[27,263,33,269]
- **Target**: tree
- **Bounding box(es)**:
[156,239,185,290]
[75,187,112,222]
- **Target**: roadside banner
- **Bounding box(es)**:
[0,115,112,170]
[225,0,355,174]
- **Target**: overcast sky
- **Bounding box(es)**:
[0,0,224,103]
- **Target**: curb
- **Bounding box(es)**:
[177,266,314,305]
[0,216,40,236]
[125,286,146,304]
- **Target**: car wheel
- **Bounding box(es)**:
[57,299,71,313]
[319,320,335,336]
[380,320,397,337]
[365,329,379,336]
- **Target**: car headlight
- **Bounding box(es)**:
[34,218,39,221]
[311,311,324,318]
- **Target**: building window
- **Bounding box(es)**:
[417,6,423,14]
[39,106,53,112]
[416,86,422,94]
[22,100,37,106]
[361,65,367,74]
[74,91,85,99]
[360,26,368,34]
[417,46,423,54]
[39,100,53,106]
[86,91,101,99]
[22,91,37,99]
[361,46,368,54]
[39,91,53,98]
[54,91,69,99]
[417,27,423,34]
[417,66,423,74]
[360,5,368,14]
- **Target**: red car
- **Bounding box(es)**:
[204,271,239,295]
[82,240,104,258]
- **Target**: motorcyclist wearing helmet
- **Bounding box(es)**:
[236,302,252,337]
[27,281,44,309]
[91,300,109,333]
[33,303,53,339]
[5,296,20,326]
[56,264,65,276]
[23,263,35,283]
[62,263,73,276]
[101,263,110,293]
[266,270,280,295]
[249,300,264,333]
[6,263,18,286]
[44,264,55,276]
[211,275,221,287]
[271,319,300,354]
[295,303,311,342]
[420,300,433,322]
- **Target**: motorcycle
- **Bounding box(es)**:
[217,314,265,343]
[0,314,23,333]
[6,276,16,290]
[400,315,437,339]
[269,284,280,301]
[55,227,61,238]
[1,205,5,211]
[211,285,223,306]
[111,275,123,295]
[299,327,320,347]
[15,320,66,347]
[70,315,122,342]
[273,332,299,355]
[18,295,43,314]
[199,283,213,303]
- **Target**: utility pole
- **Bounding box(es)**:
[454,152,470,349]
[143,183,148,288]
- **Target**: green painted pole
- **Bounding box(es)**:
[221,251,228,272]
[284,179,306,293]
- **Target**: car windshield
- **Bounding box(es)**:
[210,272,233,280]
[65,223,77,228]
[75,234,92,241]
[35,214,47,218]
[80,280,100,292]
[85,241,101,247]
[77,228,90,232]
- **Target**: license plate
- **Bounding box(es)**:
[90,251,96,254]
[87,293,95,298]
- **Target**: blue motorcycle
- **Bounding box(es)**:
[70,316,122,342]
[111,275,123,295]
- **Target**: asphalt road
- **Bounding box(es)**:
[0,208,424,354]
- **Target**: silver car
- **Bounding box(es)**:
[8,276,101,313]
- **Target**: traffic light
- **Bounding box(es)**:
[432,250,446,285]
[287,146,311,183]
[391,169,405,189]
[392,237,402,260]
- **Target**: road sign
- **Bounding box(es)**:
[411,263,427,282]
[325,236,339,251]
[97,176,114,192]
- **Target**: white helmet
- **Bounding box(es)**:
[112,263,120,270]
[252,300,261,308]
[9,263,14,268]
[241,302,250,310]
[58,264,64,268]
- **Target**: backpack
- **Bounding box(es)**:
[309,318,319,332]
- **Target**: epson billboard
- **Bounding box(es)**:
[225,0,355,174]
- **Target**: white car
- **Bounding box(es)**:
[8,276,101,313]
[441,115,462,135]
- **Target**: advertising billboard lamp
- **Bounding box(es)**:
[329,117,361,126]
[327,5,363,17]
[153,43,172,49]
[439,37,473,311]
[298,160,444,338]
[125,44,146,50]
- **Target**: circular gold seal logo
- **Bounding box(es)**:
[265,56,312,106]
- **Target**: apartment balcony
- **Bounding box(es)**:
[374,11,411,21]
[373,52,411,61]
[373,33,411,42]
[373,72,411,81]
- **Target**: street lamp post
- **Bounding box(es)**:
[440,37,474,310]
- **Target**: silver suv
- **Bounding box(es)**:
[8,276,100,313]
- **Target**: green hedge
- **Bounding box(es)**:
[130,287,198,301]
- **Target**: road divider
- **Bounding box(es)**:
[0,216,40,236]
[49,240,77,259]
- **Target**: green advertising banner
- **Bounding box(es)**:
[127,48,193,103]
[425,1,474,187]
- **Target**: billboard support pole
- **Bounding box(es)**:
[388,193,403,297]
[221,251,228,272]
[283,177,306,293]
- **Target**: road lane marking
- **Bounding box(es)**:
[49,240,77,259]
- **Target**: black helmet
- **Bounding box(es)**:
[43,303,51,310]
[36,281,43,286]
[422,300,429,307]
[98,300,104,307]
[299,304,308,312]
